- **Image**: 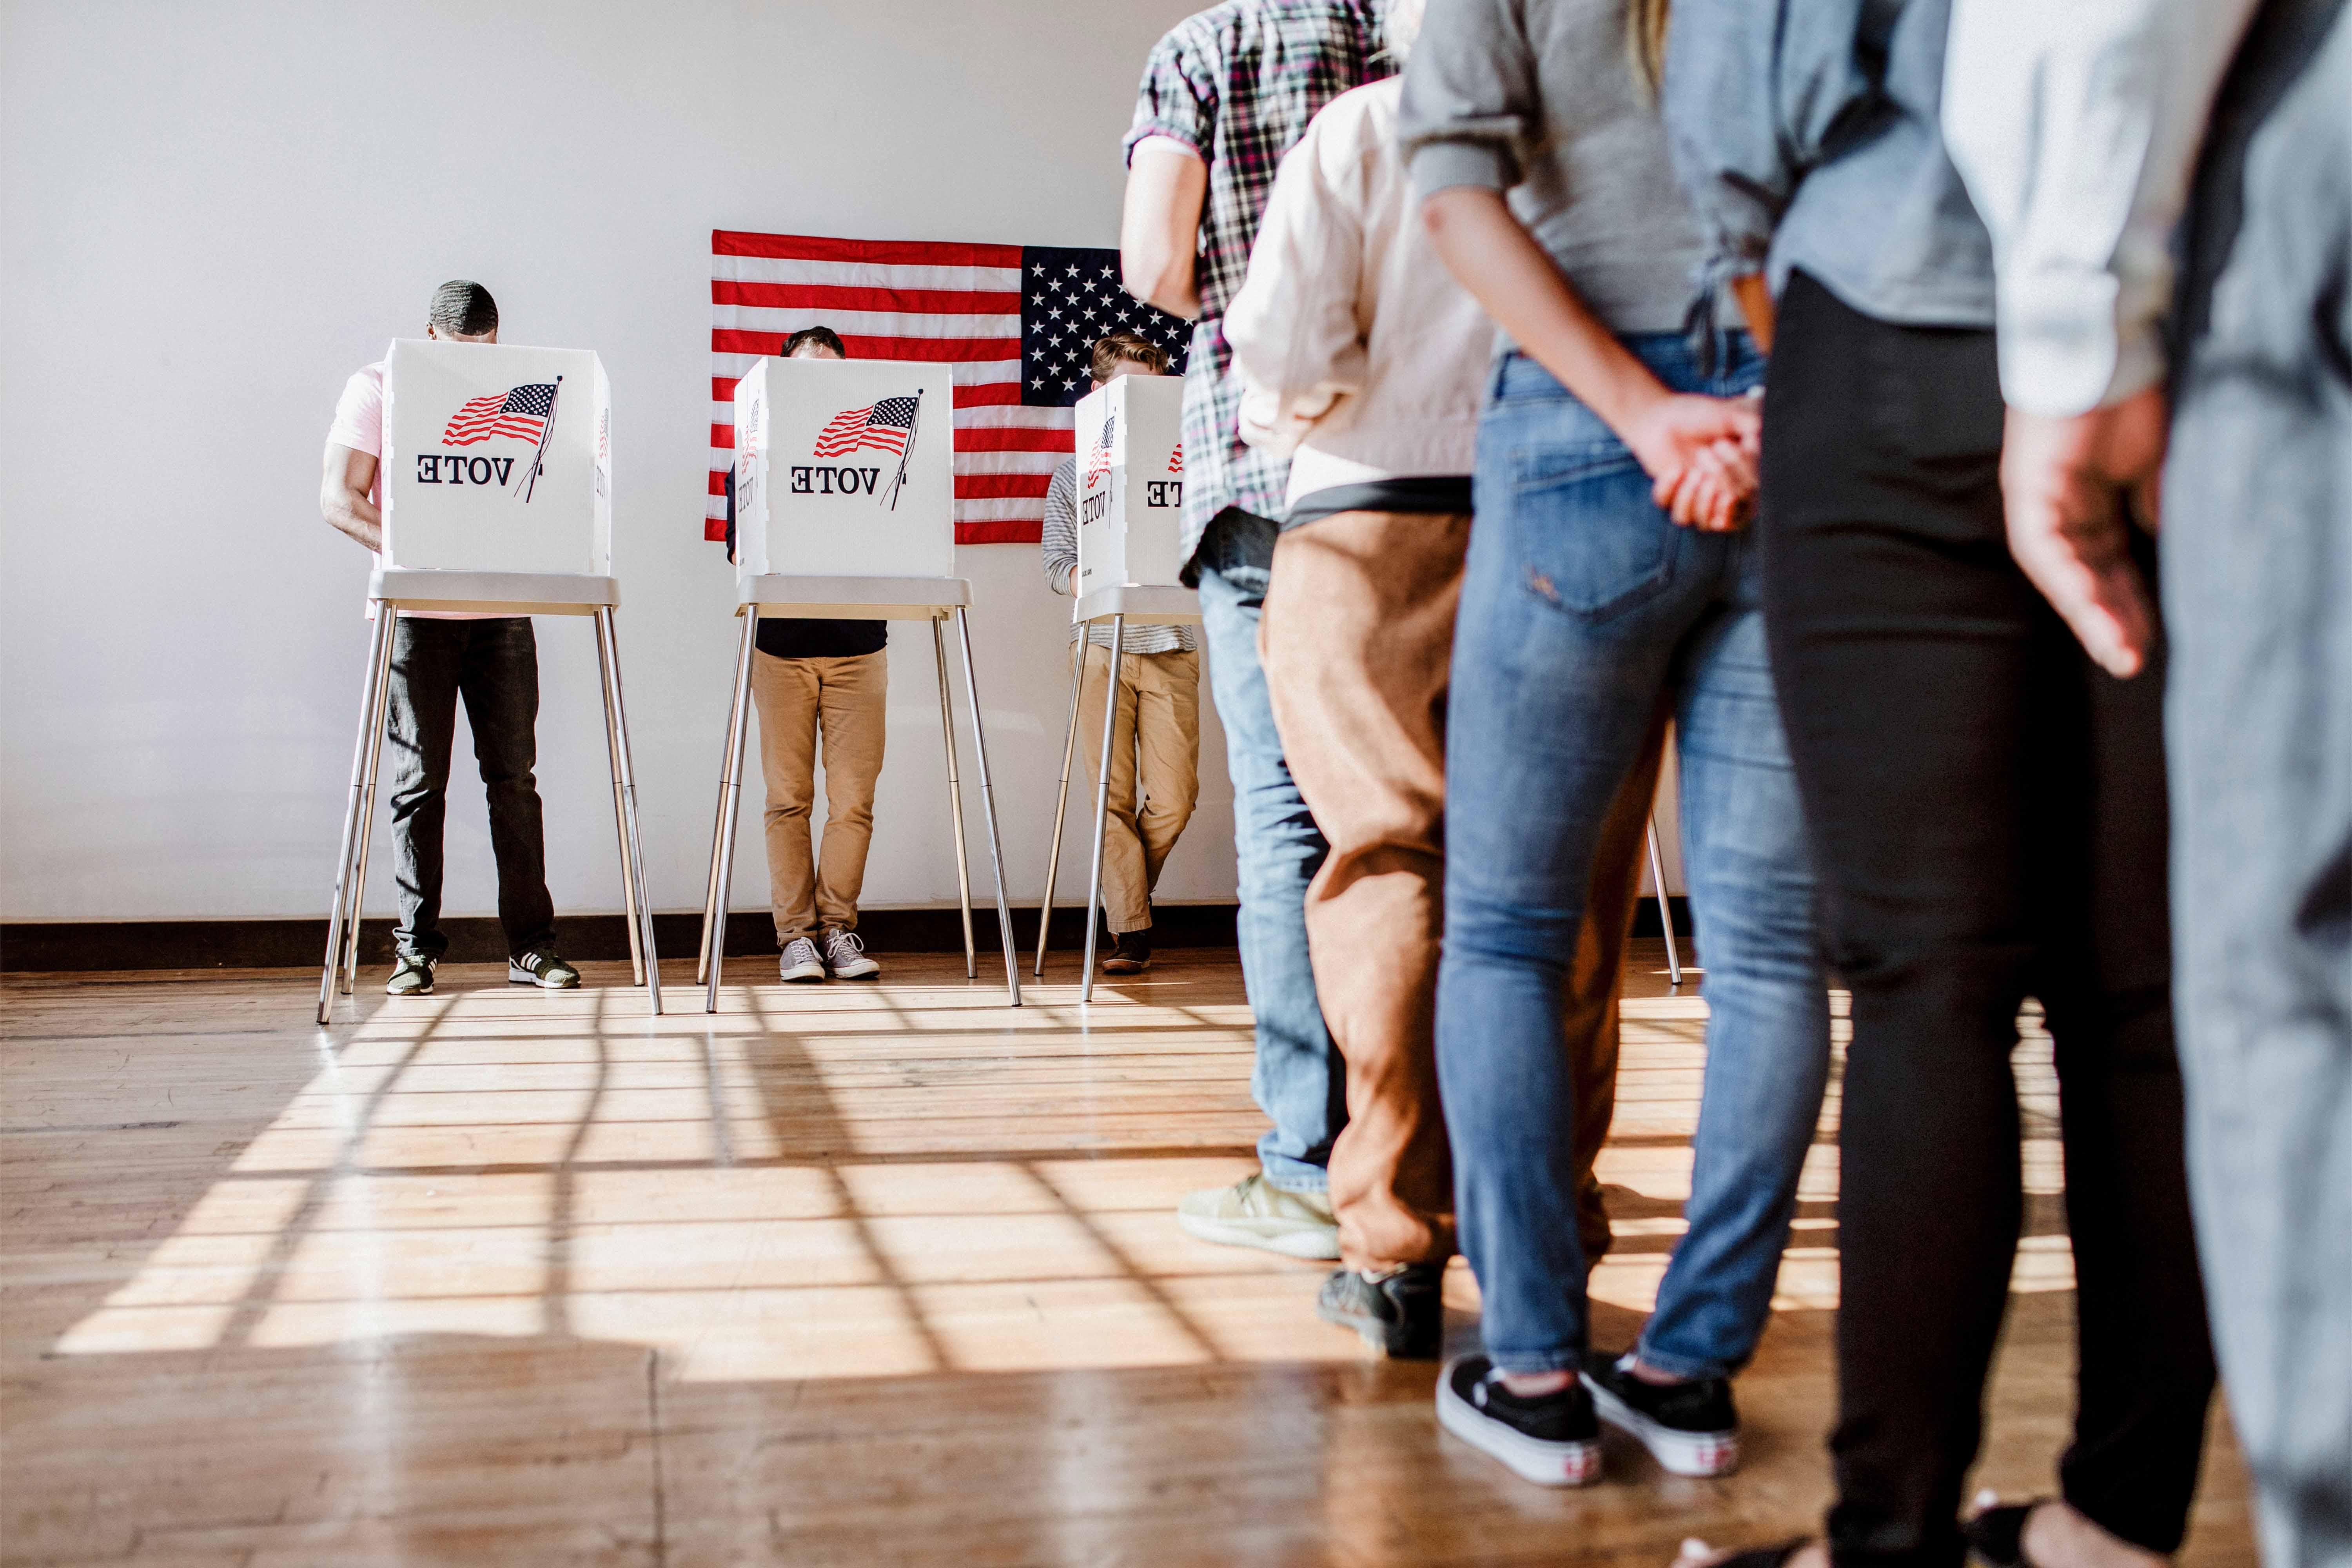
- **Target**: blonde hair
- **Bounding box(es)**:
[1384,0,1425,64]
[1627,0,1670,100]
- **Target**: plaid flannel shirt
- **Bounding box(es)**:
[1124,0,1390,569]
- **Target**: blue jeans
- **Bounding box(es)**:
[1439,341,1829,1377]
[1195,509,1345,1193]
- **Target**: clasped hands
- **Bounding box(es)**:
[1628,387,1765,533]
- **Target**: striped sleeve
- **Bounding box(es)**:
[1040,457,1079,595]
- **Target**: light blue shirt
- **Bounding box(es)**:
[1663,0,1994,331]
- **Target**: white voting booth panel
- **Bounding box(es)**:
[733,358,955,580]
[381,339,612,575]
[1073,374,1185,593]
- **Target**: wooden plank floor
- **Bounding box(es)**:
[2,947,2252,1566]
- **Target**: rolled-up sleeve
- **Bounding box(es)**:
[1943,0,2261,416]
[1397,0,1537,199]
[1664,0,1876,295]
[1125,28,1215,165]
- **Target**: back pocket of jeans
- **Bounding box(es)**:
[1505,443,1679,619]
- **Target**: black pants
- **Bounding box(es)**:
[1759,273,2214,1568]
[385,616,557,961]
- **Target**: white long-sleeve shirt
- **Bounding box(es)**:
[1942,0,2262,417]
[1225,77,1493,507]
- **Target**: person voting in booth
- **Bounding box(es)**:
[1040,334,1202,975]
[319,280,579,996]
[722,326,888,985]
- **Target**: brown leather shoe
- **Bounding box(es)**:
[1100,927,1153,973]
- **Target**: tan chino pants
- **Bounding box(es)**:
[751,649,888,944]
[1260,510,1662,1273]
[1078,645,1202,934]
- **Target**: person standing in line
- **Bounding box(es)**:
[1039,333,1203,976]
[1943,4,2349,1565]
[1400,0,1833,1487]
[1224,0,1667,1361]
[724,325,888,984]
[1120,0,1390,1261]
[320,279,580,996]
[1662,2,2218,1564]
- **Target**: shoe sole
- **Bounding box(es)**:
[1436,1373,1602,1487]
[828,963,881,980]
[385,985,433,996]
[508,973,578,989]
[1317,1296,1439,1359]
[1581,1374,1739,1477]
[1100,960,1150,974]
[779,964,828,983]
[1175,1210,1341,1260]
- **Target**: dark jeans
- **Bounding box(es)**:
[1760,273,2214,1568]
[385,616,557,962]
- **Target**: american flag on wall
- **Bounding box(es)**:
[708,230,1190,544]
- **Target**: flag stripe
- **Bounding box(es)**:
[713,230,1022,268]
[711,328,1013,363]
[713,280,1024,315]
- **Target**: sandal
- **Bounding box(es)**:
[1965,1500,2047,1566]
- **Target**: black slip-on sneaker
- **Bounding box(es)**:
[1435,1353,1602,1486]
[385,955,436,996]
[1318,1264,1444,1359]
[1581,1353,1739,1476]
[508,948,581,989]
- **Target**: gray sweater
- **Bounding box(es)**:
[1396,0,1705,336]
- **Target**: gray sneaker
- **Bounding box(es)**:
[386,954,436,996]
[1176,1173,1340,1258]
[779,936,827,983]
[508,948,580,989]
[822,927,880,979]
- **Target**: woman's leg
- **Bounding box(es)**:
[1761,274,2035,1568]
[1635,574,1831,1381]
[1440,352,1717,1375]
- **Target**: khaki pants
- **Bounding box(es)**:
[751,648,887,944]
[1078,645,1202,934]
[1261,510,1661,1272]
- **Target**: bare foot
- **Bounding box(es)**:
[1970,1495,2170,1568]
[1672,1538,1828,1568]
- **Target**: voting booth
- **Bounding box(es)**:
[700,356,1022,1009]
[316,340,660,1022]
[1073,373,1187,594]
[381,339,612,575]
[1034,374,1203,996]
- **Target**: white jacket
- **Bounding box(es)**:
[1226,77,1493,507]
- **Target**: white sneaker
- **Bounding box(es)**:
[1176,1173,1340,1258]
[822,927,880,979]
[778,936,827,983]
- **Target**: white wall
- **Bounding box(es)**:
[0,0,1250,924]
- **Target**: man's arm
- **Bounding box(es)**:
[321,443,381,552]
[1040,461,1080,596]
[1943,0,2259,676]
[1121,140,1207,319]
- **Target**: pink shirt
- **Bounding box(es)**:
[328,360,484,619]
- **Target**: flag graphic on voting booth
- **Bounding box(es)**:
[1073,374,1185,595]
[733,357,954,579]
[381,339,612,575]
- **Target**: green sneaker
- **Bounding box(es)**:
[508,947,580,989]
[1176,1173,1340,1258]
[385,954,436,996]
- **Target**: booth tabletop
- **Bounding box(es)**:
[369,568,619,616]
[739,574,973,621]
[1073,584,1202,626]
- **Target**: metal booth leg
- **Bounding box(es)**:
[1079,615,1126,1003]
[932,616,977,980]
[597,607,662,1014]
[697,616,756,985]
[594,613,646,989]
[951,607,1022,1006]
[319,608,396,1025]
[1646,815,1684,988]
[1034,634,1088,976]
[339,610,397,999]
[704,613,759,1013]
